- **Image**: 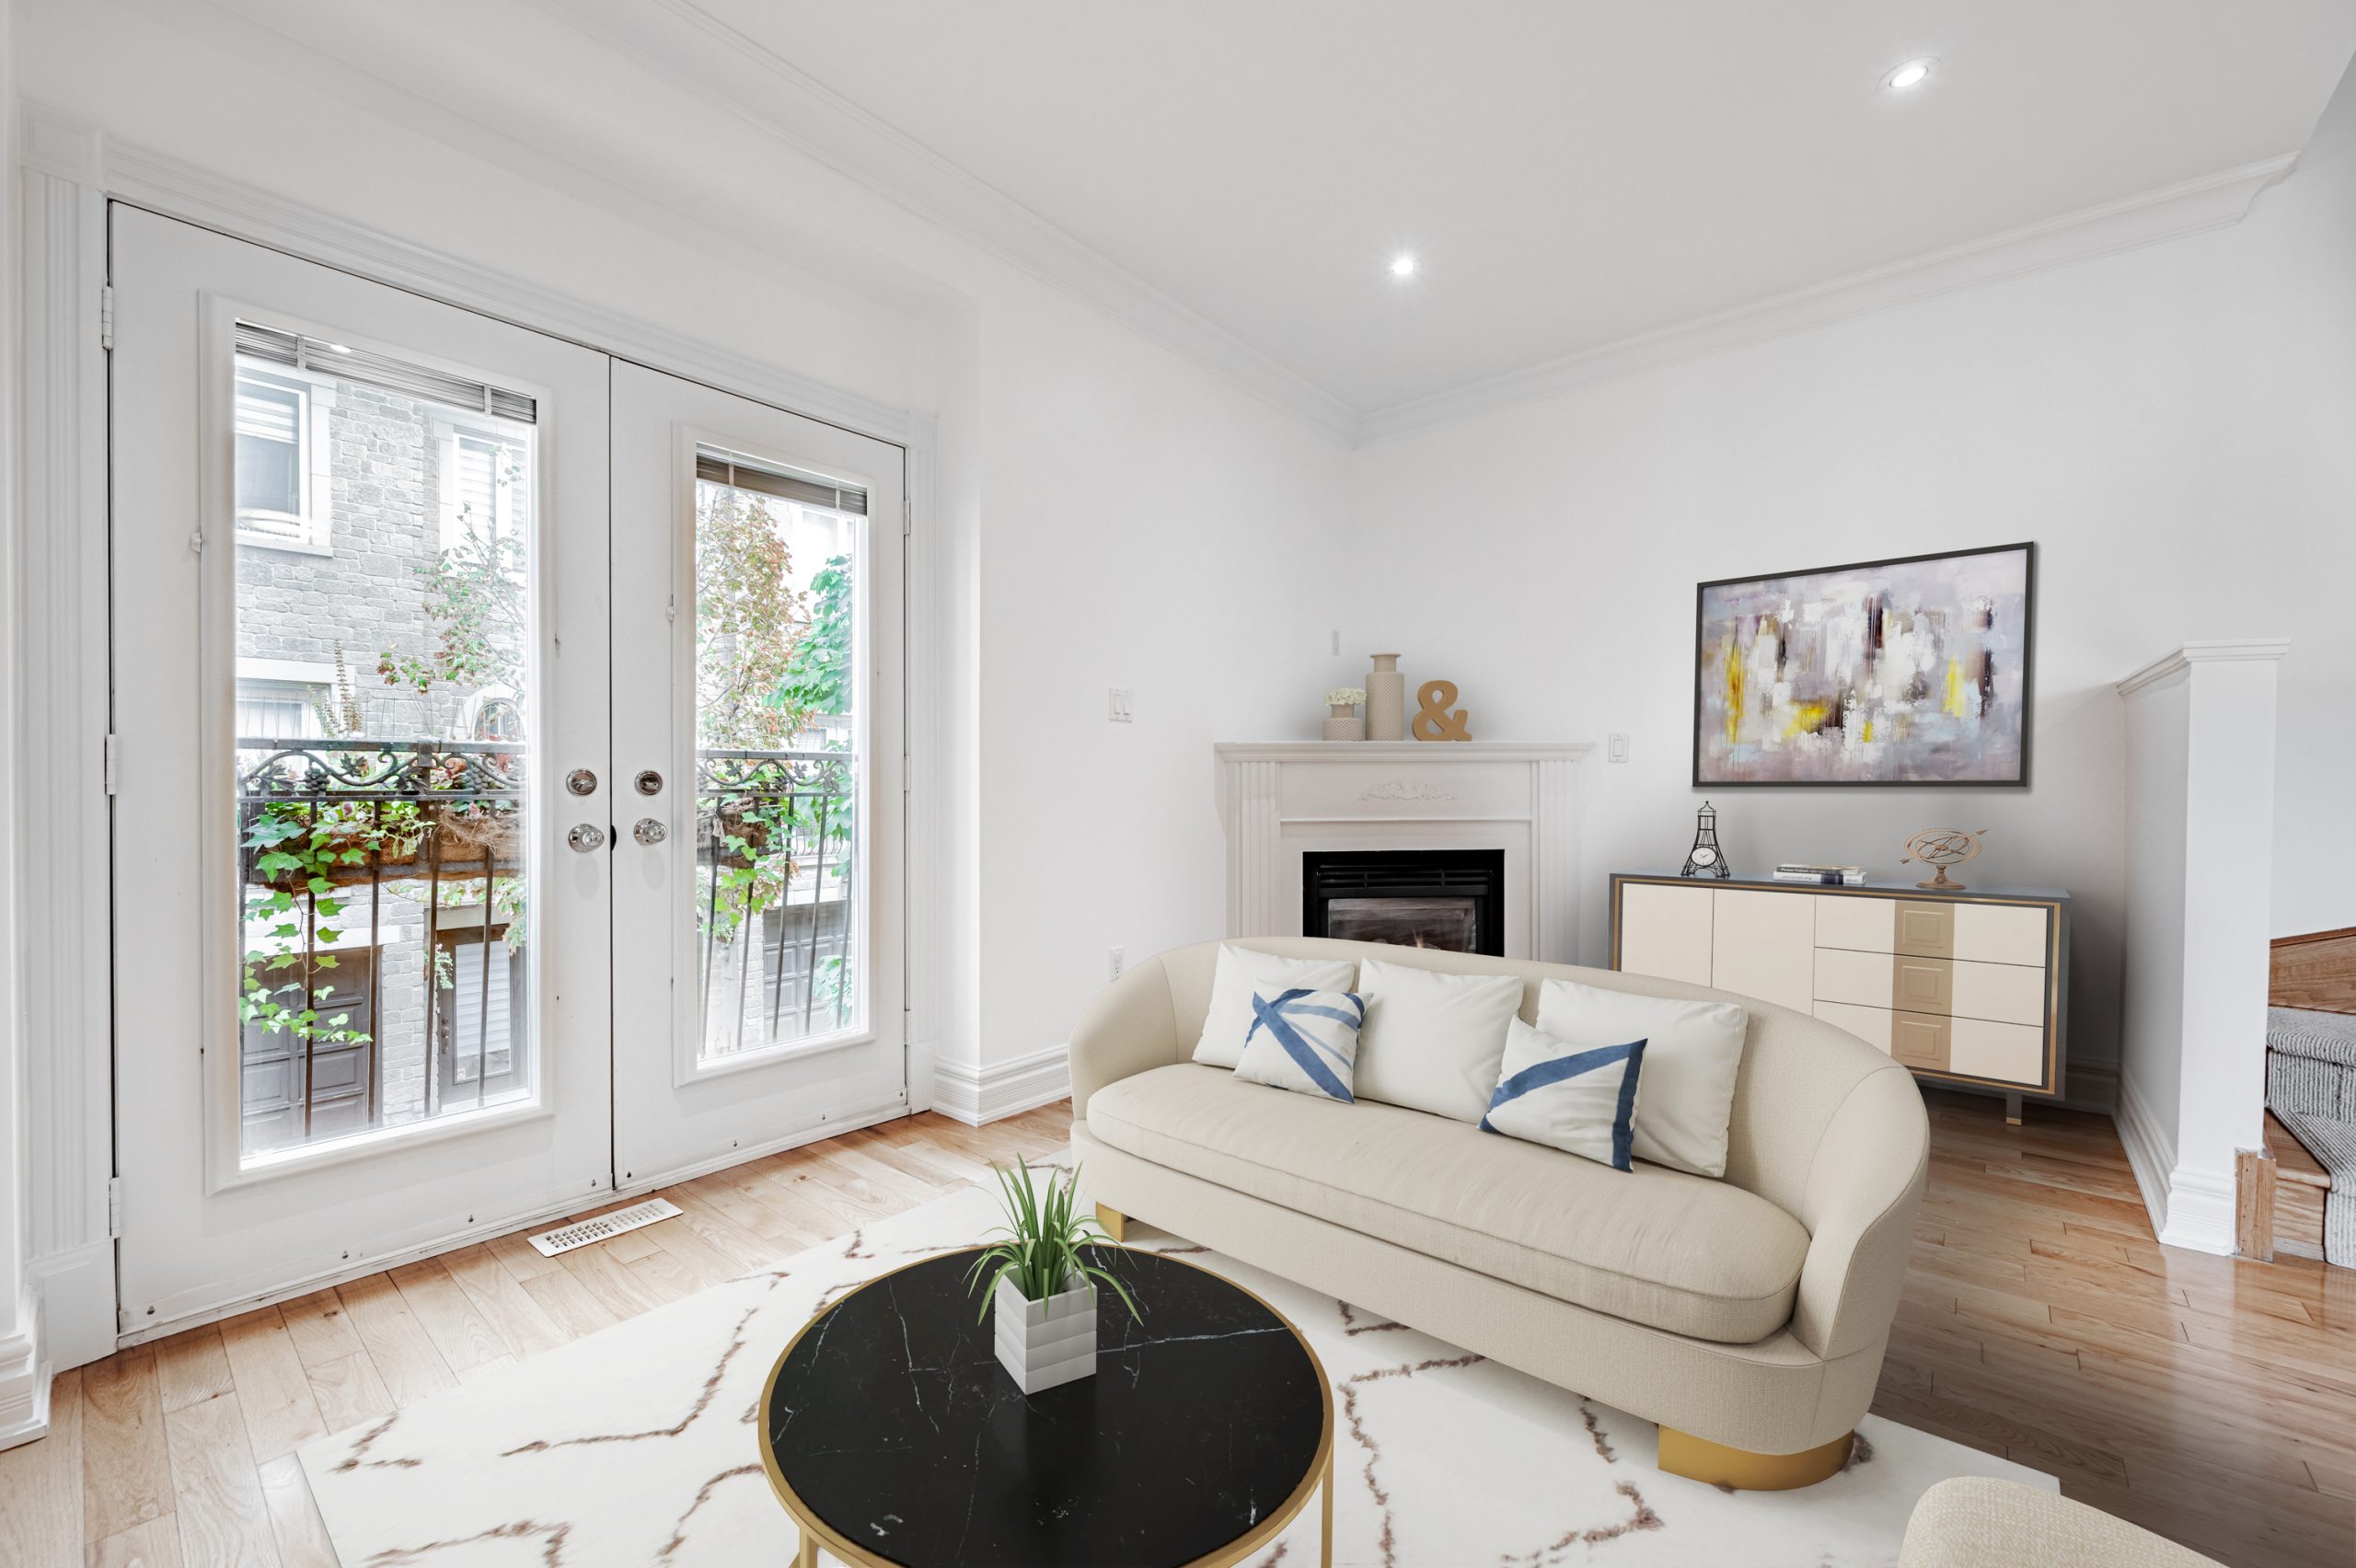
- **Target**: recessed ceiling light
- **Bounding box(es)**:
[1389,254,1417,280]
[1884,57,1935,91]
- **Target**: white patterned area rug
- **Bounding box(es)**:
[300,1184,2051,1566]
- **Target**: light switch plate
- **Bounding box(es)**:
[1108,688,1134,722]
[1608,732,1630,763]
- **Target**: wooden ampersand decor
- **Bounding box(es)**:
[1412,680,1472,742]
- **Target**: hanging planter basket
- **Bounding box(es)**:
[428,803,525,867]
[244,814,432,894]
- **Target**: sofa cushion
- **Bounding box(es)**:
[1087,1062,1809,1343]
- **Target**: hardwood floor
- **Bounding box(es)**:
[2,1092,2349,1566]
[1888,1089,2356,1568]
[0,1108,1074,1568]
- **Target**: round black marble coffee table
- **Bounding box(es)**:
[757,1247,1334,1568]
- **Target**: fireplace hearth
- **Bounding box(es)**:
[1302,848,1507,956]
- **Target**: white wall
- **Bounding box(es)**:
[1345,65,2356,1088]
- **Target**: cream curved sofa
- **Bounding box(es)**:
[1069,938,1930,1490]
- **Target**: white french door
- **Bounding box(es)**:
[609,363,906,1186]
[109,207,906,1332]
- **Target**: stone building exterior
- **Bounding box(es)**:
[234,361,532,1154]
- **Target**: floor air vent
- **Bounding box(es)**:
[527,1197,683,1258]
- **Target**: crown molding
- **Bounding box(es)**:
[1357,154,2299,446]
[17,100,927,452]
[2115,638,2294,697]
[532,0,1359,443]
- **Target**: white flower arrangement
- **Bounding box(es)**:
[1324,687,1366,706]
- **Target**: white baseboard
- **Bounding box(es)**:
[30,1240,115,1372]
[0,1308,44,1454]
[933,1044,1071,1126]
[2115,1071,2237,1255]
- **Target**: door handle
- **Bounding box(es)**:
[568,823,606,852]
[633,818,667,847]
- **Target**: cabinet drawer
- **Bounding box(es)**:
[1815,1000,2047,1087]
[1815,999,1951,1069]
[1814,894,1896,953]
[1955,903,2050,966]
[1950,1018,2048,1087]
[1893,901,1954,957]
[1817,947,1953,1011]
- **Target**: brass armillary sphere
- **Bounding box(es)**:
[1902,828,1989,892]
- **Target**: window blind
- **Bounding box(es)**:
[237,320,537,423]
[696,446,867,516]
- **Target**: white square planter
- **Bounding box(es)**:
[993,1273,1096,1394]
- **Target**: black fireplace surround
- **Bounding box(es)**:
[1301,848,1507,957]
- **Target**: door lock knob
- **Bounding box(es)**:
[568,823,606,852]
[633,818,667,846]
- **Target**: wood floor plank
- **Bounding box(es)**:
[332,1275,458,1411]
[255,1456,338,1568]
[0,1365,83,1566]
[81,1350,174,1544]
[215,1309,328,1465]
[440,1243,571,1361]
[304,1351,395,1435]
[274,1293,363,1372]
[517,1262,625,1341]
[86,1516,183,1568]
[151,1331,236,1416]
[556,1241,670,1320]
[386,1258,511,1375]
[160,1394,280,1568]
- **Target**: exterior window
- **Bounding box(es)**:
[234,366,337,551]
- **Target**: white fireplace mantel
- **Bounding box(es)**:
[1214,741,1594,963]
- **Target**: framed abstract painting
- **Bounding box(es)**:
[1692,542,2035,787]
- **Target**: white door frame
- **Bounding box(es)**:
[13,110,945,1368]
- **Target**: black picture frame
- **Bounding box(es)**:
[1691,541,2037,789]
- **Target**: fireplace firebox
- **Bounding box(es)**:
[1301,848,1507,956]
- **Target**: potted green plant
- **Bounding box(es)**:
[964,1160,1138,1393]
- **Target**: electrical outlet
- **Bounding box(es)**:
[1608,732,1630,764]
[1109,946,1125,980]
[1108,688,1133,722]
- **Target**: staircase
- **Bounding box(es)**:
[2259,928,2356,1267]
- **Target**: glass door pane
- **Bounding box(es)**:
[230,328,539,1162]
[692,449,864,1061]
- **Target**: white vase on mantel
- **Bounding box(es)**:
[1322,702,1366,742]
[993,1273,1097,1393]
[1366,653,1405,741]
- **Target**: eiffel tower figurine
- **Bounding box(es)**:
[1682,801,1730,880]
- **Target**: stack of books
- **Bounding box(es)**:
[1773,862,1867,886]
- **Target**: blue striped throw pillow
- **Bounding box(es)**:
[1233,987,1365,1103]
[1479,1018,1647,1170]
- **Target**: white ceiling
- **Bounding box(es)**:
[690,0,2356,419]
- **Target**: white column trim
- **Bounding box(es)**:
[15,141,117,1378]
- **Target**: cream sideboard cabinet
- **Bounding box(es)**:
[1609,872,2070,1120]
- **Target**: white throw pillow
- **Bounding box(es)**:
[1192,945,1358,1068]
[1536,980,1749,1178]
[1352,956,1524,1122]
[1480,1018,1647,1170]
[1232,987,1365,1103]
